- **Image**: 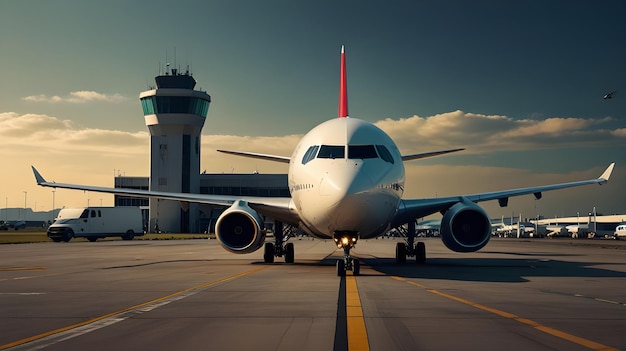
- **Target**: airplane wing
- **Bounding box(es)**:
[216,149,291,163]
[393,163,615,226]
[31,166,300,226]
[218,148,465,163]
[401,148,465,161]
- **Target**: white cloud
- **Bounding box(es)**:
[22,91,127,103]
[375,110,622,154]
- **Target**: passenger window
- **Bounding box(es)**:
[348,145,378,159]
[376,145,395,164]
[317,145,345,159]
[91,210,96,217]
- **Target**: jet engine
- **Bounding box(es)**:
[215,200,266,254]
[440,200,491,252]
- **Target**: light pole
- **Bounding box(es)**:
[23,191,27,220]
[52,190,56,222]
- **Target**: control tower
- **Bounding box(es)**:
[139,68,211,233]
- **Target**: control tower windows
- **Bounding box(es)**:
[140,96,209,116]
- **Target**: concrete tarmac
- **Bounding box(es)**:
[0,237,624,351]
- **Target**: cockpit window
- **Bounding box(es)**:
[301,145,319,164]
[348,145,378,159]
[376,145,395,164]
[317,145,345,159]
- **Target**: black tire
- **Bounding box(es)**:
[62,229,74,243]
[122,230,135,240]
[264,242,275,263]
[336,260,346,276]
[415,241,426,264]
[395,242,407,263]
[284,242,295,263]
[352,259,360,276]
[87,237,98,242]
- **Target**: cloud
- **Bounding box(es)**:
[22,91,127,103]
[375,110,623,154]
[0,112,146,152]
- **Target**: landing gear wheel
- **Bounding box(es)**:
[336,260,346,276]
[284,243,294,263]
[264,242,275,263]
[416,241,426,264]
[352,259,360,276]
[395,242,407,263]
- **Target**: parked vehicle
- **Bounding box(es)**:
[614,224,626,240]
[47,207,143,242]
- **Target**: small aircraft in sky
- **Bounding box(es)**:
[32,46,615,276]
[603,91,616,100]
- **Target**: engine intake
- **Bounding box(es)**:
[440,200,491,252]
[215,201,265,254]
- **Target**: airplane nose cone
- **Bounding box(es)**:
[319,165,373,198]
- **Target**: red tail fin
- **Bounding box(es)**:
[338,45,348,118]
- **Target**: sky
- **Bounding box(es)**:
[1,0,625,221]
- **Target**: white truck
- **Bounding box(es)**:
[47,207,143,242]
[614,224,626,240]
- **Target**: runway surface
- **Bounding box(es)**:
[0,237,624,351]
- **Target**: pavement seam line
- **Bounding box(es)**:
[392,276,619,351]
[0,267,266,350]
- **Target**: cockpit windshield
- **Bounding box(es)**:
[303,144,394,164]
[317,145,345,159]
[348,145,378,159]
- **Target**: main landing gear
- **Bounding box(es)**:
[334,231,360,276]
[395,221,426,264]
[263,221,296,264]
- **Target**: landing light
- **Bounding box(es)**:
[341,237,350,246]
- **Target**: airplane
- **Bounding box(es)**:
[603,91,616,100]
[32,45,615,276]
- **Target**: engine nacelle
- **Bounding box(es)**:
[440,200,491,253]
[215,200,265,254]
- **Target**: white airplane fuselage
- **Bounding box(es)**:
[288,117,405,240]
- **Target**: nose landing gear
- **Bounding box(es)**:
[333,231,360,276]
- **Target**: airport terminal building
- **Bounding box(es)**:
[115,173,288,233]
[115,68,288,233]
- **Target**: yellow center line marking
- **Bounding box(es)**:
[0,267,266,350]
[392,276,619,351]
[346,276,370,351]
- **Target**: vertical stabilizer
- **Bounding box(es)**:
[338,45,348,118]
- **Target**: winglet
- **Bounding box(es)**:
[598,162,615,183]
[338,45,348,118]
[31,166,47,185]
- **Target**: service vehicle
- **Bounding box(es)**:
[47,207,143,242]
